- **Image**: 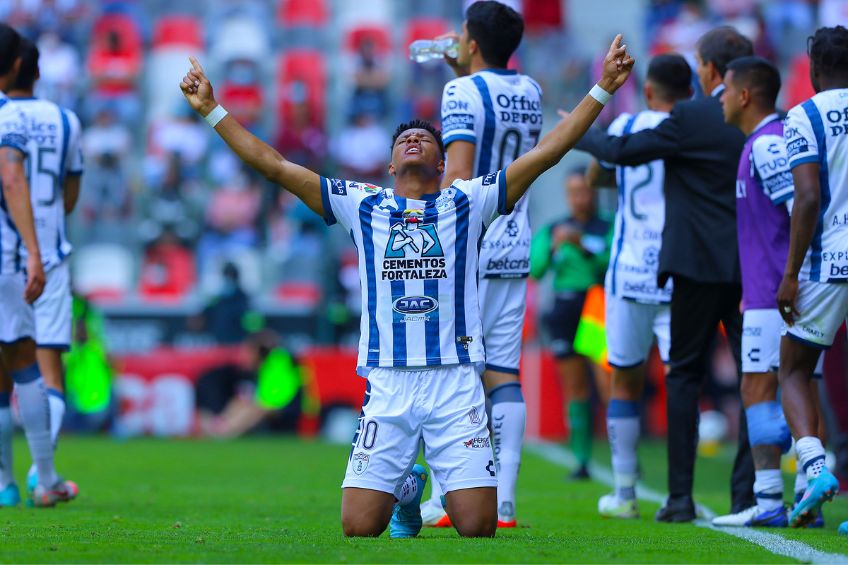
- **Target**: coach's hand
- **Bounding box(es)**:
[180,56,218,117]
[24,254,45,304]
[598,34,635,94]
[777,274,799,325]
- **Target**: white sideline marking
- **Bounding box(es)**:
[528,442,848,564]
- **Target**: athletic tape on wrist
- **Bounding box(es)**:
[205,105,228,127]
[589,84,612,105]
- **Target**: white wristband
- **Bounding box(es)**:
[589,84,612,105]
[205,105,228,127]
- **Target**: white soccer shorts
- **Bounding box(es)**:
[605,294,670,368]
[744,308,824,376]
[342,363,497,496]
[783,280,848,349]
[34,260,72,349]
[0,272,35,344]
[478,277,527,374]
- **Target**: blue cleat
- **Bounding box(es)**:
[789,470,839,528]
[793,491,824,528]
[838,521,848,536]
[26,470,37,496]
[389,464,428,539]
[712,504,787,527]
[0,483,20,507]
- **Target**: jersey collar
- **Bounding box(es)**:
[750,113,781,136]
[478,68,518,76]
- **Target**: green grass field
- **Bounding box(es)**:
[3,436,848,563]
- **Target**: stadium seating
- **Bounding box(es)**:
[73,244,135,301]
[276,50,327,128]
[147,15,206,121]
[152,15,203,50]
[277,0,329,28]
[404,17,451,45]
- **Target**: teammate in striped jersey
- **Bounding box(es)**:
[7,38,82,502]
[585,53,693,520]
[180,36,634,537]
[422,1,541,529]
[0,23,64,509]
[777,25,848,529]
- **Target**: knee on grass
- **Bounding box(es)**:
[341,514,388,537]
[453,515,497,538]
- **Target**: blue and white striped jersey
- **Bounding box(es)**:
[441,69,542,279]
[0,92,30,275]
[12,97,83,271]
[603,110,671,303]
[321,171,508,368]
[785,88,848,282]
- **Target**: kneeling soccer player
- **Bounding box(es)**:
[179,36,634,537]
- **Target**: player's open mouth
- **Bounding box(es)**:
[405,147,421,155]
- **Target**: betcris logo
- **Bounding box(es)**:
[392,296,439,315]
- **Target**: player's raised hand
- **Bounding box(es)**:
[598,34,635,93]
[23,254,45,304]
[436,31,469,77]
[180,56,217,116]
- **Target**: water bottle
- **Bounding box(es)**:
[409,38,459,63]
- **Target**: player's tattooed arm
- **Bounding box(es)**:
[179,57,324,217]
[504,35,634,210]
[0,147,45,303]
[778,162,821,325]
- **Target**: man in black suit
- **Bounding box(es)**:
[575,26,754,522]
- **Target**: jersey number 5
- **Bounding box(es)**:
[25,146,60,207]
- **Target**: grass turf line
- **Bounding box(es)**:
[0,436,842,563]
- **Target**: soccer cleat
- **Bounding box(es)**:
[28,472,78,503]
[29,484,60,508]
[789,470,838,528]
[389,465,428,539]
[711,505,787,527]
[421,497,451,527]
[497,501,517,528]
[598,493,639,519]
[793,491,824,528]
[0,483,20,507]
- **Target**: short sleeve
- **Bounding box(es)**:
[784,106,818,169]
[63,109,84,176]
[319,177,372,231]
[599,113,633,170]
[441,78,479,147]
[453,169,507,228]
[751,134,794,205]
[0,103,28,153]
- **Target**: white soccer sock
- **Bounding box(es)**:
[795,436,826,481]
[492,400,525,520]
[427,470,444,506]
[0,395,14,489]
[396,469,421,507]
[754,469,784,511]
[607,400,640,501]
[795,463,809,496]
[47,389,65,446]
[13,367,58,488]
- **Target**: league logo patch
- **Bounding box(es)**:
[352,452,370,475]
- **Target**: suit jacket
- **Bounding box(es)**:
[576,88,745,286]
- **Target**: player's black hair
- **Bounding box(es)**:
[646,53,692,101]
[10,37,38,92]
[808,25,848,80]
[391,119,445,158]
[726,56,781,109]
[695,26,753,78]
[0,23,21,77]
[465,0,524,68]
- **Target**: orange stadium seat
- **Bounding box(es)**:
[91,13,143,56]
[277,50,326,128]
[405,17,450,46]
[277,0,329,27]
[152,15,203,50]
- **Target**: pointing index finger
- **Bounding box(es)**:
[189,56,205,75]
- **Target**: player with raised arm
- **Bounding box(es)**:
[420,1,541,529]
[777,25,848,529]
[180,36,633,538]
[0,23,63,509]
[585,53,692,520]
[6,38,83,503]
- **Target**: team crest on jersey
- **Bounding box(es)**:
[352,452,369,475]
[435,192,456,212]
[385,209,444,259]
[642,246,659,266]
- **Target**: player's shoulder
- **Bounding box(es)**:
[443,75,479,99]
[750,133,788,170]
[519,73,543,98]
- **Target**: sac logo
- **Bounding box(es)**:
[392,296,439,315]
